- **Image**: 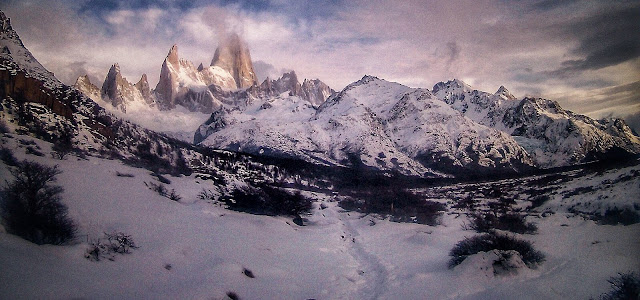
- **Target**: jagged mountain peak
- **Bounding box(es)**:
[166,44,179,66]
[136,73,148,84]
[210,33,257,89]
[107,63,121,75]
[100,62,151,112]
[74,74,101,102]
[0,10,58,87]
[75,74,92,86]
[431,79,472,94]
[495,85,516,100]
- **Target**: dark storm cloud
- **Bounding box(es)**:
[531,0,581,11]
[549,6,640,76]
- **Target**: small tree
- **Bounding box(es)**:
[51,128,74,160]
[1,161,76,245]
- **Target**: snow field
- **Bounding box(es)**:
[0,134,638,299]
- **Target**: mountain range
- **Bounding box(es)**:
[2,9,638,178]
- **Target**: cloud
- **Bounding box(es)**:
[546,7,640,77]
[1,0,639,124]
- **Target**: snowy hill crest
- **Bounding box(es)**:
[197,76,534,176]
[432,79,640,167]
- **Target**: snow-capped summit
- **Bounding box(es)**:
[210,33,257,89]
[196,75,534,176]
[154,43,241,110]
[431,79,475,105]
[257,71,334,107]
[431,81,640,167]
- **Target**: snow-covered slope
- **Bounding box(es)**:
[197,76,534,176]
[1,133,638,300]
[433,79,640,167]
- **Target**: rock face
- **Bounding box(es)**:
[432,79,640,167]
[154,44,240,111]
[196,76,534,177]
[301,78,333,107]
[77,34,332,114]
[0,10,74,119]
[134,74,153,104]
[210,33,257,89]
[74,75,100,101]
[100,64,150,112]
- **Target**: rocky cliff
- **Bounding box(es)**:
[210,33,257,89]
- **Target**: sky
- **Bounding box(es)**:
[1,0,639,132]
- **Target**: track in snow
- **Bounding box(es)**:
[322,201,389,299]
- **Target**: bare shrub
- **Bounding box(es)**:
[598,208,640,226]
[25,145,44,156]
[1,161,76,245]
[0,146,18,166]
[529,194,551,209]
[448,232,545,268]
[198,189,216,201]
[51,128,74,160]
[339,188,446,226]
[597,272,640,300]
[145,181,181,202]
[168,189,182,202]
[220,184,313,217]
[85,231,138,261]
[145,181,168,196]
[466,211,538,234]
[104,231,137,254]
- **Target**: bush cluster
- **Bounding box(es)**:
[220,184,313,217]
[0,146,18,166]
[448,232,545,268]
[339,189,446,226]
[1,161,76,245]
[85,231,138,261]
[597,272,640,300]
[466,211,538,234]
[145,181,181,202]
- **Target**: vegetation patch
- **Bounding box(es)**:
[466,211,538,234]
[448,232,545,268]
[220,184,313,217]
[339,188,447,226]
[85,231,138,261]
[1,160,76,245]
[596,272,640,300]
